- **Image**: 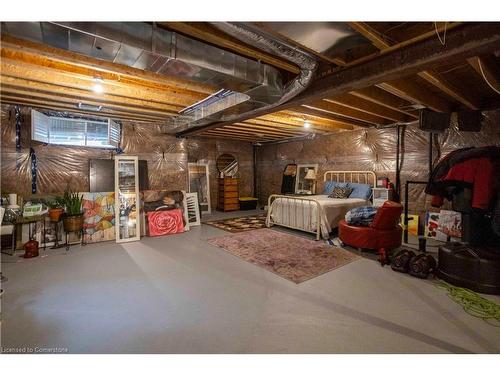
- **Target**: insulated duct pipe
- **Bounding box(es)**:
[176,22,319,135]
[211,23,318,103]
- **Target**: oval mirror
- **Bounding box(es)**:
[216,153,239,177]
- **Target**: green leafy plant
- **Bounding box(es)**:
[46,196,65,209]
[63,190,83,216]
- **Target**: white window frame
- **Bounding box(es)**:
[31,109,121,149]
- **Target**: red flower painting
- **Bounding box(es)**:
[147,209,184,236]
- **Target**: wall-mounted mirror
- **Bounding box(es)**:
[216,153,238,177]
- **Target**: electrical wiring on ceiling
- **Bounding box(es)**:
[434,21,447,45]
[478,59,500,95]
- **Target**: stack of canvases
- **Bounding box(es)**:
[142,190,187,236]
[13,190,190,250]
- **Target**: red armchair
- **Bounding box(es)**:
[338,201,403,265]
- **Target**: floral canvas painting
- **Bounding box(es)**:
[82,192,116,243]
[147,209,184,236]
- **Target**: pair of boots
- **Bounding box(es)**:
[391,249,437,279]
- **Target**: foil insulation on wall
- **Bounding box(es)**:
[0,104,254,208]
[257,109,500,215]
[186,137,254,205]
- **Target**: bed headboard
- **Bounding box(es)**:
[323,170,376,187]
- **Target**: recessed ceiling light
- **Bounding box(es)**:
[303,120,311,129]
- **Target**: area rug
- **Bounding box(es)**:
[205,214,267,233]
[207,228,360,283]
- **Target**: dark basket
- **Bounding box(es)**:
[63,214,84,232]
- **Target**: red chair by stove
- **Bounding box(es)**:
[338,201,403,265]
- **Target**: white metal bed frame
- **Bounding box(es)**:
[266,170,376,240]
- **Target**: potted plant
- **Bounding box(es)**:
[62,190,84,232]
[47,196,65,221]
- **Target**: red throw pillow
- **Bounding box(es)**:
[371,201,403,230]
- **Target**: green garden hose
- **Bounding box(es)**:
[436,281,500,327]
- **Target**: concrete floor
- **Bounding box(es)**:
[1,210,499,354]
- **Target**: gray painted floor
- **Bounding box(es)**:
[1,211,499,354]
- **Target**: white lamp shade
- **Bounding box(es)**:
[304,169,317,180]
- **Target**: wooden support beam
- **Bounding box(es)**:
[199,133,256,143]
[1,76,180,114]
[1,98,165,123]
[233,122,310,135]
[242,118,348,133]
[348,22,392,49]
[267,110,351,127]
[204,129,281,141]
[303,23,500,106]
[377,80,454,112]
[309,100,390,125]
[1,59,196,108]
[417,71,480,109]
[343,22,464,68]
[2,94,165,123]
[350,21,479,110]
[159,22,300,74]
[1,35,215,96]
[467,55,500,94]
[179,23,500,136]
[349,87,419,119]
[256,111,357,131]
[285,105,361,126]
[0,88,175,120]
[223,124,306,137]
[325,93,411,122]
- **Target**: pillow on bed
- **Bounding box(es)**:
[323,181,349,195]
[348,183,372,200]
[328,186,353,199]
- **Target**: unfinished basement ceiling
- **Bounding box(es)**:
[259,22,376,61]
[1,22,499,144]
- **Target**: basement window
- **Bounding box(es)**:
[31,110,121,148]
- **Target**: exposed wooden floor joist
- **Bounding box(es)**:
[1,22,499,144]
[1,34,219,123]
[349,22,481,111]
[377,80,455,113]
[467,55,500,95]
[183,23,500,137]
[159,22,300,74]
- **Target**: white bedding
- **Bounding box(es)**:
[267,195,370,239]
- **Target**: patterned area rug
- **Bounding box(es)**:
[207,228,360,283]
[205,214,267,233]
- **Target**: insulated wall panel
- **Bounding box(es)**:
[1,104,254,209]
[256,110,500,215]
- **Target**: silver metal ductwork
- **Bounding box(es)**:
[2,22,317,133]
[174,22,319,134]
[178,22,318,133]
[2,22,283,96]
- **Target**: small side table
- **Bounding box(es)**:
[15,214,47,249]
[372,188,392,207]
